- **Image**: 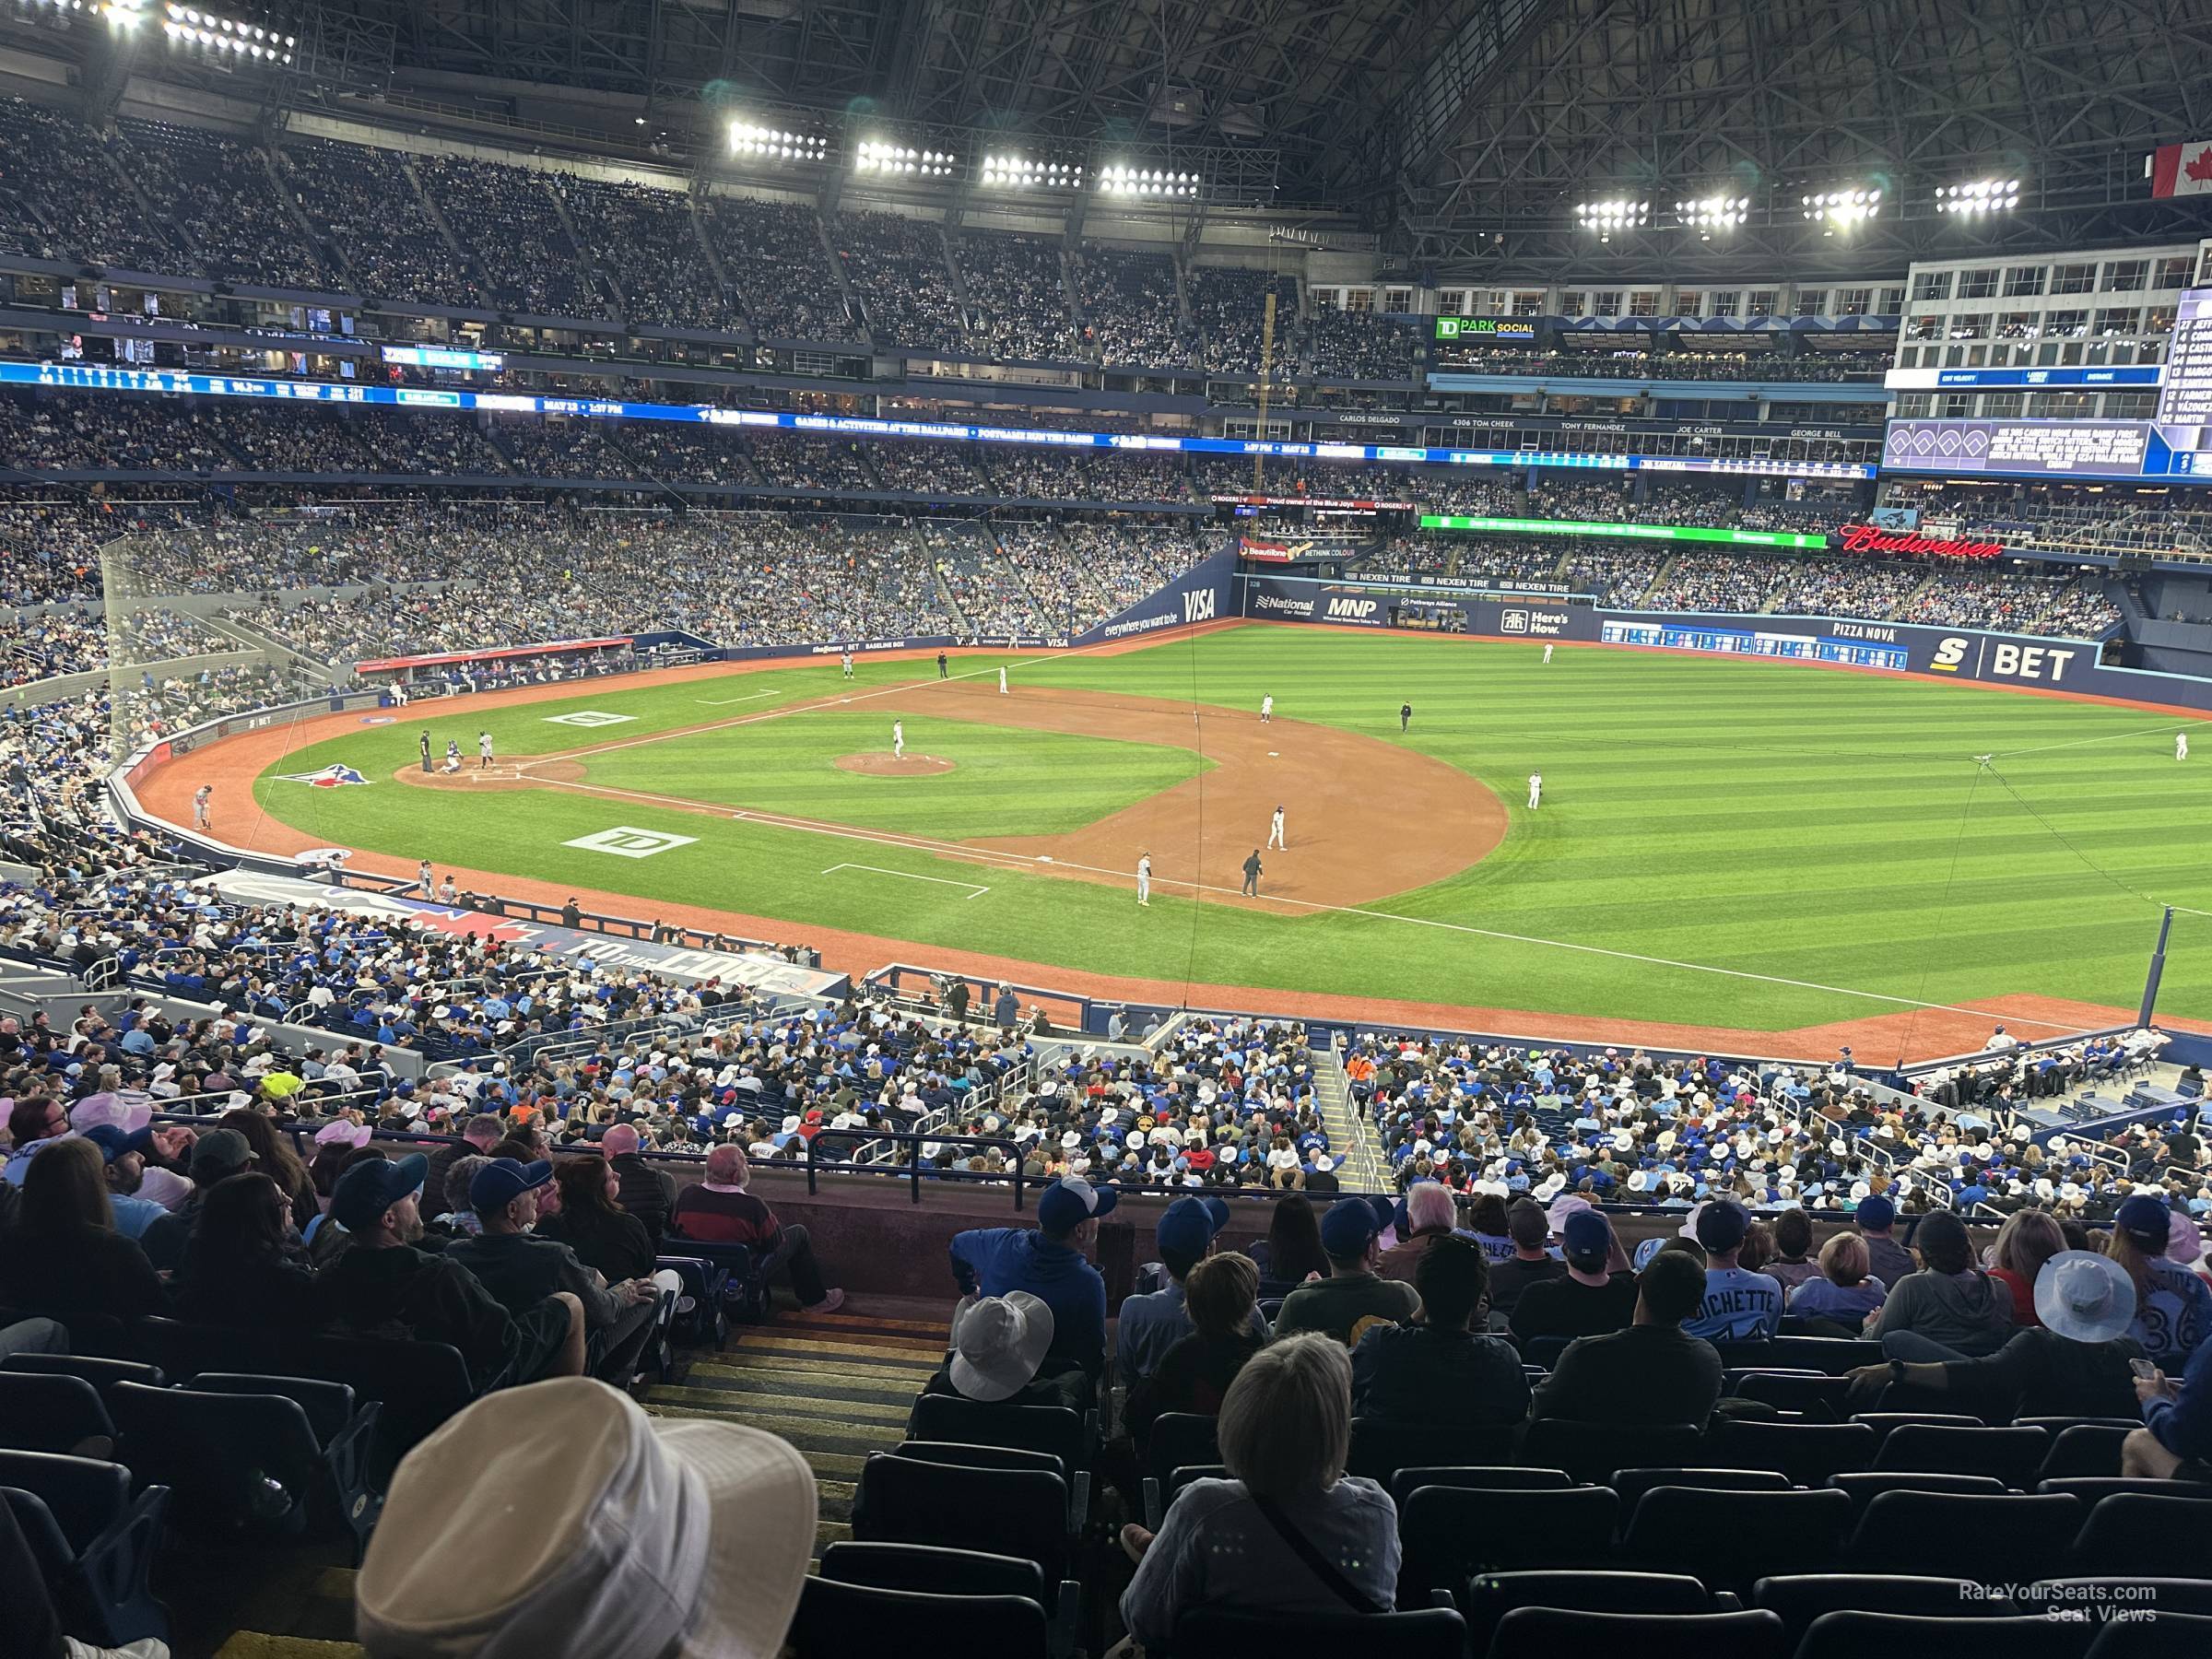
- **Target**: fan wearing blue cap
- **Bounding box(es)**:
[1116,1196,1266,1386]
[950,1177,1118,1378]
[317,1152,586,1394]
[447,1159,666,1387]
[1272,1197,1419,1346]
[1853,1193,1915,1288]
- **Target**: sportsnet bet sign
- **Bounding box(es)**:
[1836,523,2005,560]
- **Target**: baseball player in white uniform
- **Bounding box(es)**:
[893,721,905,759]
[1527,772,1543,809]
[999,666,1008,695]
[1543,643,1554,665]
[1267,806,1285,850]
[2179,732,2190,761]
[841,650,854,679]
[1136,853,1152,906]
[1260,694,1274,724]
[477,730,494,768]
[193,785,212,830]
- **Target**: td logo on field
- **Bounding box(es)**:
[563,827,698,859]
[545,711,636,728]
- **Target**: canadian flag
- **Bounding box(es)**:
[2149,139,2212,197]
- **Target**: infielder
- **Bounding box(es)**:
[1400,701,1412,733]
[1267,805,1285,850]
[1136,853,1152,906]
[1260,694,1274,723]
[477,730,494,768]
[893,720,905,759]
[841,650,854,679]
[2180,732,2190,761]
[998,665,1008,695]
[1543,644,1554,665]
[1527,771,1543,809]
[193,784,212,830]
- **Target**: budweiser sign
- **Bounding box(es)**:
[1835,523,2004,559]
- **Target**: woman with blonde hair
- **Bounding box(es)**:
[1987,1209,2066,1326]
[1116,1334,1397,1653]
[1787,1231,1888,1331]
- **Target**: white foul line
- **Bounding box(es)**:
[1985,719,2209,760]
[524,773,2100,1037]
[822,862,989,900]
[694,689,779,706]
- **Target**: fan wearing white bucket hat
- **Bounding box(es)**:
[354,1376,816,1659]
[1844,1251,2147,1419]
[917,1292,1088,1413]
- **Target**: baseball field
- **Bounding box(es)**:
[182,622,2212,1050]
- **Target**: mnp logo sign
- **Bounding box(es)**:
[1324,596,1380,621]
[563,827,699,860]
[1183,589,1217,623]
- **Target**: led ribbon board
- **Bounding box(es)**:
[1418,514,1830,549]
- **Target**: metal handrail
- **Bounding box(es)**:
[805,1129,1031,1208]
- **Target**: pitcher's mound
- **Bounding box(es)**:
[835,753,955,776]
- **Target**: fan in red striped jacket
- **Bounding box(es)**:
[670,1144,844,1313]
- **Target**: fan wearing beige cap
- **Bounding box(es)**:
[1844,1250,2148,1419]
[354,1376,816,1658]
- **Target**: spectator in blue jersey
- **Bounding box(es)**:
[1464,1190,1514,1262]
[1862,1209,2014,1361]
[951,1175,1115,1378]
[1680,1200,1784,1341]
[2105,1194,2211,1371]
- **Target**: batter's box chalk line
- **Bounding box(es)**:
[820,862,989,900]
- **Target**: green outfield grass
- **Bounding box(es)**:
[251,627,2212,1035]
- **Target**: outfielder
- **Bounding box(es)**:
[1260,694,1274,724]
[1543,643,1554,665]
[1527,771,1543,809]
[1400,701,1412,733]
[2180,732,2190,761]
[893,720,905,759]
[1267,805,1285,850]
[193,785,212,830]
[1136,853,1152,906]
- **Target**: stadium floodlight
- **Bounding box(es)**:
[979,153,1084,190]
[1801,186,1882,233]
[854,140,957,179]
[1574,199,1650,241]
[1935,177,2021,214]
[729,121,828,165]
[1097,164,1201,199]
[1673,194,1750,238]
[158,3,292,60]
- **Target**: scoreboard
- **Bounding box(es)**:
[1601,619,1910,671]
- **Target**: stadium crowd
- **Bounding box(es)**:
[1075,244,1191,368]
[955,232,1081,363]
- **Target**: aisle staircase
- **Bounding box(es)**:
[207,1308,947,1656]
[1314,1038,1388,1192]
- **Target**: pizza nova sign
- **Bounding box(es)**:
[1835,523,2006,559]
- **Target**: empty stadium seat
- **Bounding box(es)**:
[2064,1492,2212,1577]
[1873,1424,2051,1488]
[1610,1466,1791,1512]
[1619,1486,1853,1594]
[1461,1570,1715,1649]
[2037,1425,2136,1481]
[1749,1574,2003,1645]
[1169,1604,1466,1659]
[1703,1418,1877,1484]
[0,1448,170,1649]
[1845,1490,2083,1583]
[1519,1418,1701,1484]
[0,1371,116,1458]
[1386,1465,1572,1509]
[851,1453,1077,1618]
[2082,1611,2212,1659]
[1397,1484,1620,1596]
[908,1394,1092,1477]
[1141,1412,1221,1528]
[1794,1610,2092,1659]
[0,1354,165,1395]
[1716,1336,1881,1375]
[1349,1416,1518,1483]
[1484,1605,1784,1659]
[788,1576,1049,1659]
[1852,1411,1987,1442]
[818,1540,1064,1658]
[1828,1471,2010,1512]
[192,1373,358,1448]
[109,1381,330,1541]
[1729,1371,1852,1418]
[2038,1478,2192,1504]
